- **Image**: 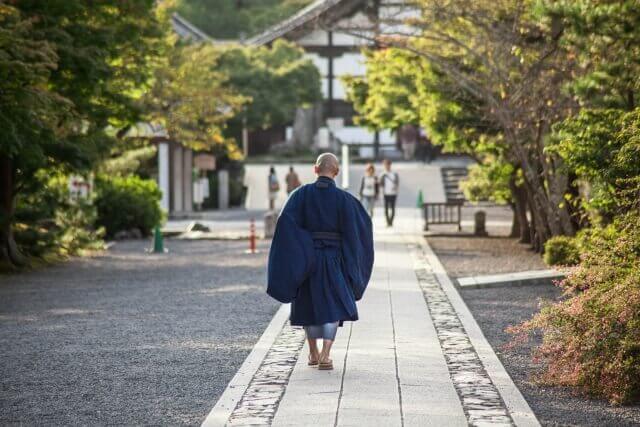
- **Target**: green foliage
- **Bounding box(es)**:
[1,1,164,264]
[146,39,319,161]
[460,155,514,204]
[343,48,493,152]
[95,176,163,238]
[509,212,640,403]
[173,0,313,39]
[100,146,158,177]
[543,236,580,266]
[218,40,322,131]
[541,0,640,110]
[0,3,74,166]
[4,0,164,174]
[14,172,104,259]
[146,40,246,159]
[549,108,640,219]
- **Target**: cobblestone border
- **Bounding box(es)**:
[411,244,514,426]
[226,324,305,426]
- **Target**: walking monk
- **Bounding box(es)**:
[267,153,374,370]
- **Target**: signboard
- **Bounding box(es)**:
[68,175,93,200]
[194,154,216,170]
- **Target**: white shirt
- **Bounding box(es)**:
[380,171,398,196]
[361,176,377,197]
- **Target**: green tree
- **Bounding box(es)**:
[0,4,71,265]
[543,0,640,222]
[145,40,247,159]
[218,40,322,132]
[549,108,640,221]
[0,1,164,266]
[543,0,640,111]
[356,0,581,250]
[344,48,532,241]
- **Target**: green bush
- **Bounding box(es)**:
[14,171,104,259]
[95,175,162,237]
[543,235,581,266]
[509,212,640,404]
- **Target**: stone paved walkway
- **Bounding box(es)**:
[203,216,539,427]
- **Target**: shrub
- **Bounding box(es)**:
[14,171,104,260]
[508,212,640,404]
[543,235,581,266]
[95,175,162,237]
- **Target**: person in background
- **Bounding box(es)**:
[285,166,302,195]
[268,166,280,210]
[379,159,399,227]
[359,163,378,217]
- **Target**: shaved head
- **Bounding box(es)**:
[315,152,339,176]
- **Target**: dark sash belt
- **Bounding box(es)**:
[311,231,341,241]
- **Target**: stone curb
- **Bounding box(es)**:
[201,304,290,427]
[457,269,565,289]
[420,240,541,427]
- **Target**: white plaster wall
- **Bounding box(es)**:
[332,31,371,46]
[333,53,366,76]
[332,77,347,100]
[321,78,330,99]
[305,53,328,76]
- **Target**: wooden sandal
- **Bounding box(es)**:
[318,359,333,370]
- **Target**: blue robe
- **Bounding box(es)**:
[267,176,374,326]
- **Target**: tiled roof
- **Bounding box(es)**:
[171,13,213,42]
[171,13,238,45]
[245,0,364,46]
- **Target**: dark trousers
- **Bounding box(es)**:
[384,195,397,226]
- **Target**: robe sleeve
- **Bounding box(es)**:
[340,193,374,301]
[266,187,315,303]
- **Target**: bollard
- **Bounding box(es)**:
[152,226,165,253]
[416,189,424,208]
[248,217,256,254]
[263,211,277,239]
[474,210,488,236]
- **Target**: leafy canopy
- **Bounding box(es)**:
[218,40,322,131]
[2,0,164,178]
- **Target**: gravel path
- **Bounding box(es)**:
[428,235,640,426]
[428,235,547,278]
[0,239,278,426]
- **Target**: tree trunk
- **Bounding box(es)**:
[521,178,545,252]
[509,202,519,238]
[0,155,26,267]
[509,173,531,244]
[547,156,576,236]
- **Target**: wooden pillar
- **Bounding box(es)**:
[172,145,183,214]
[182,148,193,212]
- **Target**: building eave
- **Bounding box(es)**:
[245,0,366,46]
[171,13,239,45]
